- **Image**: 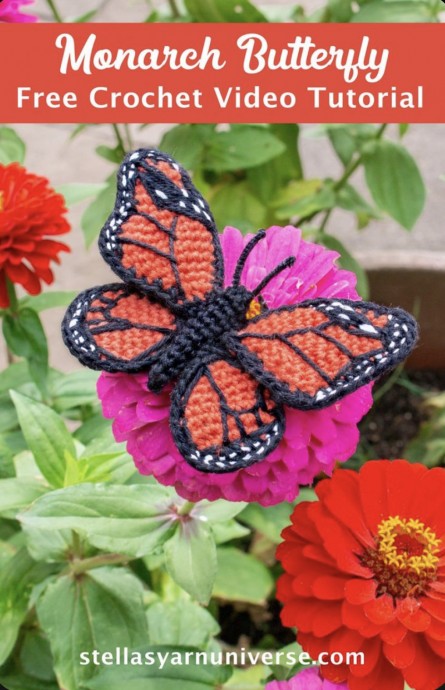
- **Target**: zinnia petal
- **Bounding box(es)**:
[277,460,445,689]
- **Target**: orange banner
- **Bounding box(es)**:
[1,23,443,123]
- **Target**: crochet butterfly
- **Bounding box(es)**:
[63,148,418,474]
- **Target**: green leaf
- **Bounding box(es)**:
[0,126,26,164]
[0,548,52,665]
[3,308,49,393]
[160,124,211,170]
[50,369,99,412]
[319,234,370,299]
[96,144,125,164]
[85,645,232,690]
[275,184,336,221]
[37,568,149,690]
[0,478,47,519]
[399,124,410,138]
[147,600,219,647]
[24,524,72,562]
[20,630,56,681]
[184,0,267,21]
[240,502,295,544]
[328,0,353,21]
[247,124,302,204]
[211,519,250,545]
[81,177,116,247]
[327,126,356,166]
[272,178,322,210]
[57,182,107,206]
[404,394,445,467]
[20,483,177,558]
[164,520,217,604]
[20,291,77,313]
[213,548,274,604]
[204,127,286,173]
[0,675,59,690]
[10,392,75,488]
[336,184,380,220]
[352,0,435,21]
[194,500,247,523]
[210,182,267,233]
[363,140,426,230]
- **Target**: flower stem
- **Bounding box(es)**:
[123,124,134,151]
[297,123,389,231]
[167,0,182,19]
[6,279,19,314]
[67,553,130,576]
[178,500,195,516]
[45,0,64,22]
[112,124,127,156]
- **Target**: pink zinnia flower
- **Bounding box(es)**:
[265,667,348,690]
[98,226,373,505]
[0,0,37,22]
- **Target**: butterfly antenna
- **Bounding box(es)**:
[232,230,267,287]
[251,256,296,298]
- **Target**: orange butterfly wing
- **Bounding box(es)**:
[62,284,176,371]
[170,358,284,473]
[225,298,418,409]
[99,149,223,305]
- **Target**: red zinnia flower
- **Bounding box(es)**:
[277,460,445,690]
[0,163,70,307]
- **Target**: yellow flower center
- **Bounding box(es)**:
[246,298,262,320]
[377,516,440,574]
[360,515,441,599]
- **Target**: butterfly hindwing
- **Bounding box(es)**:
[170,358,285,473]
[225,298,418,410]
[99,149,224,304]
[62,284,176,371]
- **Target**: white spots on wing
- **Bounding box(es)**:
[155,189,168,200]
[332,301,354,311]
[359,324,378,334]
[186,420,281,471]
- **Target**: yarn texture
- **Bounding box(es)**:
[62,149,417,482]
[97,225,374,505]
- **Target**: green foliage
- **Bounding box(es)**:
[405,393,445,467]
[3,309,49,394]
[0,127,26,164]
[0,2,438,686]
[213,548,274,604]
[184,0,267,22]
[363,139,426,229]
[36,568,149,690]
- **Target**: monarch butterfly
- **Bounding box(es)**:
[62,148,418,474]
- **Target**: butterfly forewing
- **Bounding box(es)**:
[226,298,418,409]
[171,358,285,473]
[99,149,224,304]
[62,284,176,371]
